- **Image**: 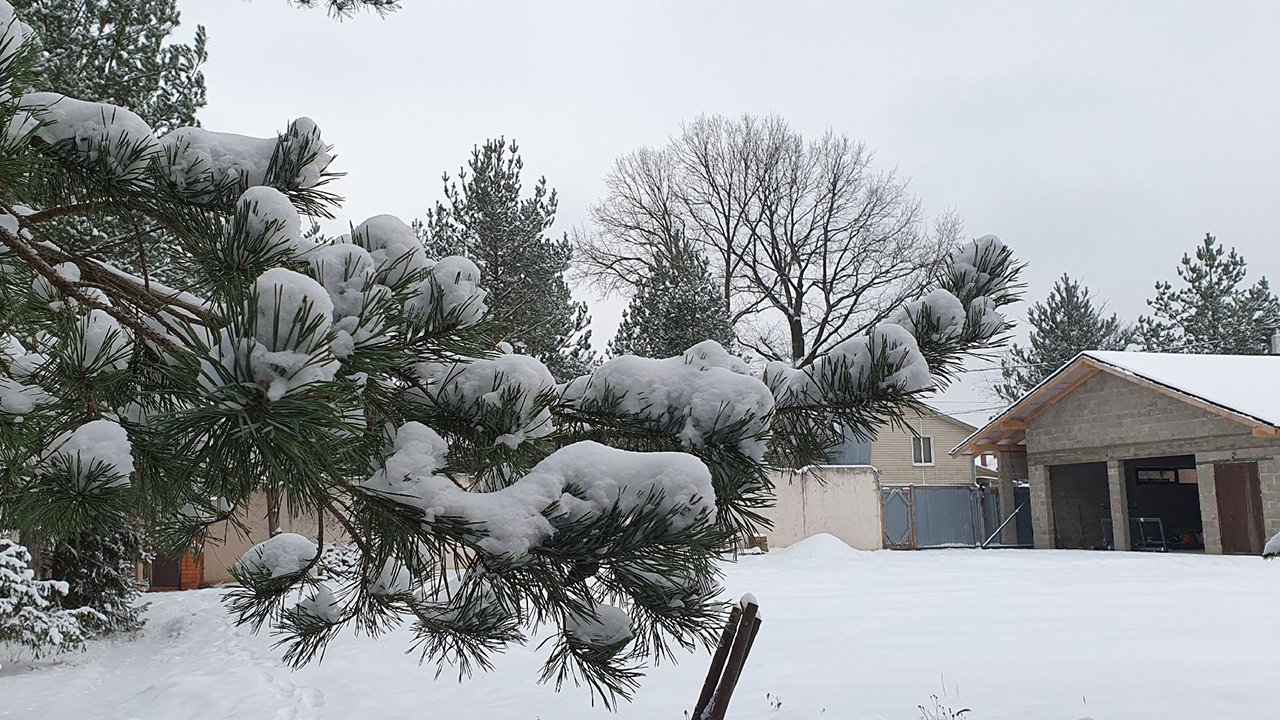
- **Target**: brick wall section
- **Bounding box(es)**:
[179,552,203,590]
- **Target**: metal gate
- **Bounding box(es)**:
[882,486,914,548]
[881,484,984,549]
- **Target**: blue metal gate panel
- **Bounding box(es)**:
[912,485,982,547]
[881,486,914,548]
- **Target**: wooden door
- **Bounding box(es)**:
[1215,462,1265,555]
[151,555,181,589]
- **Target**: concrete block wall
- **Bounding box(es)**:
[760,466,883,550]
[1107,460,1130,550]
[1194,461,1223,554]
[1029,463,1053,549]
[1029,371,1261,464]
[1260,456,1280,543]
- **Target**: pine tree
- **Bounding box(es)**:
[609,240,734,359]
[0,3,1023,700]
[5,0,205,636]
[418,138,595,380]
[1137,233,1280,354]
[0,538,103,664]
[8,0,207,284]
[994,274,1132,402]
[290,0,400,16]
[12,0,207,133]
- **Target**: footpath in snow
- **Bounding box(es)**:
[4,536,1280,720]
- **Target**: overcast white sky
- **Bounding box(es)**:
[176,0,1280,423]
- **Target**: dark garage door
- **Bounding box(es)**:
[1215,462,1265,555]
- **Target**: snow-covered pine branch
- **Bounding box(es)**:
[0,0,1023,704]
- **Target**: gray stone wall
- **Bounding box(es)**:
[1027,371,1270,465]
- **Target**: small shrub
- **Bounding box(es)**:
[0,539,103,666]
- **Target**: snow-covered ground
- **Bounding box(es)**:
[4,536,1279,720]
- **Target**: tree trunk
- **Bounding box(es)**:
[789,315,805,365]
[266,486,281,537]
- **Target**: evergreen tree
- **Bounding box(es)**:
[42,530,145,634]
[418,138,595,380]
[290,0,400,15]
[12,0,207,134]
[1137,233,1280,354]
[9,0,207,284]
[0,538,103,663]
[6,0,206,636]
[0,3,1023,701]
[609,240,734,359]
[994,274,1132,403]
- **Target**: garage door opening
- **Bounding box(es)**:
[1049,462,1111,549]
[1124,455,1202,551]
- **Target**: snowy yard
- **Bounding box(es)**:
[4,536,1279,720]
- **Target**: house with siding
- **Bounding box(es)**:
[952,351,1280,555]
[829,406,980,485]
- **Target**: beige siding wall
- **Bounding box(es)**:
[200,493,335,586]
[871,413,977,485]
[760,466,882,550]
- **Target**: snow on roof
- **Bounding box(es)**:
[951,350,1280,456]
[1082,351,1280,426]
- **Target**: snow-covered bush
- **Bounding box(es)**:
[0,0,1022,706]
[0,539,102,663]
[42,531,145,636]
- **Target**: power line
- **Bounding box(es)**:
[951,337,1264,375]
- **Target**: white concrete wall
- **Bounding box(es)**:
[760,466,883,550]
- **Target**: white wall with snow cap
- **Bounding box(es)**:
[759,466,882,551]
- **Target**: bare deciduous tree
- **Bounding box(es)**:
[579,114,959,367]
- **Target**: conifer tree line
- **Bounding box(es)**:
[997,233,1280,402]
[0,0,1024,701]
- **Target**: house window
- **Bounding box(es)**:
[912,436,934,466]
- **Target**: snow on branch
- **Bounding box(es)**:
[359,426,716,558]
[563,341,774,459]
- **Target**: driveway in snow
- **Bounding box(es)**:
[4,535,1278,720]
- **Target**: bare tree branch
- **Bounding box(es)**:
[580,114,950,367]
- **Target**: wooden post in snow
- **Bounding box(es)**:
[691,595,762,720]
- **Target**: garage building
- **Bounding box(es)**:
[953,351,1280,554]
